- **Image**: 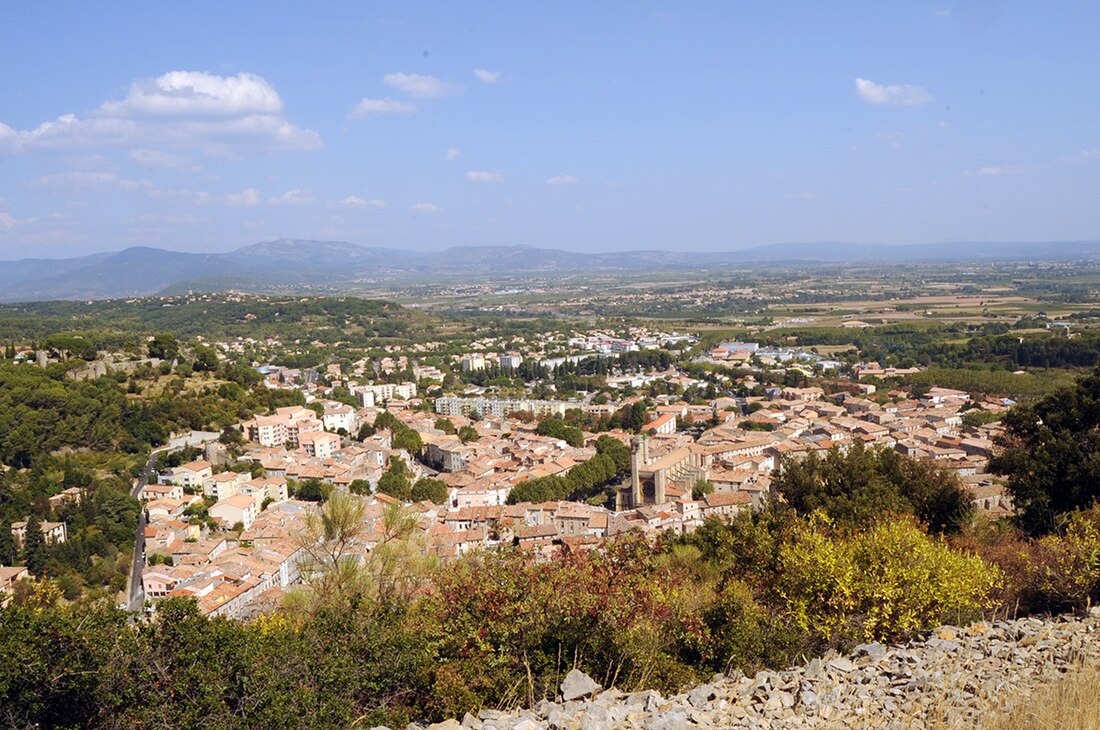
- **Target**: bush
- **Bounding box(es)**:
[776,514,999,643]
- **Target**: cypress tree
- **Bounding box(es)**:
[0,518,14,565]
[22,515,47,576]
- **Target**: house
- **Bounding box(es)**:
[244,415,289,447]
[321,403,359,434]
[645,413,678,436]
[11,520,67,547]
[701,490,752,519]
[0,566,30,607]
[47,487,83,510]
[554,502,592,536]
[141,483,184,502]
[146,498,190,521]
[204,471,249,501]
[298,430,341,460]
[243,477,289,504]
[209,494,260,530]
[172,460,213,489]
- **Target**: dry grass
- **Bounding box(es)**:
[983,662,1100,730]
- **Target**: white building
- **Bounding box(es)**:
[321,403,359,434]
[435,396,569,419]
[461,355,487,372]
[209,494,260,530]
[356,382,417,406]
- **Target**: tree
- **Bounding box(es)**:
[991,366,1100,534]
[290,490,370,613]
[0,517,14,566]
[191,344,219,372]
[377,460,412,501]
[22,516,47,576]
[410,478,449,505]
[147,333,179,361]
[595,435,631,472]
[296,479,332,502]
[392,427,423,455]
[774,440,973,534]
[457,425,479,444]
[348,479,373,495]
[693,479,716,501]
[536,418,584,448]
[434,418,456,435]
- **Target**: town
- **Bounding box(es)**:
[88,323,1011,619]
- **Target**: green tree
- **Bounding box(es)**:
[147,332,179,360]
[348,479,373,495]
[434,418,456,435]
[411,477,449,505]
[457,425,478,444]
[191,344,219,372]
[990,367,1100,534]
[377,460,412,501]
[296,479,332,502]
[774,440,973,533]
[536,418,584,447]
[22,516,47,576]
[392,427,423,455]
[595,435,631,472]
[693,479,716,501]
[0,518,14,565]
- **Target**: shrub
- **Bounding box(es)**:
[777,514,999,643]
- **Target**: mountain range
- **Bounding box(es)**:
[0,238,1098,303]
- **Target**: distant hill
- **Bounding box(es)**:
[1,238,1098,302]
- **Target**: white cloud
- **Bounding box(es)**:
[963,164,1020,178]
[28,171,153,191]
[467,170,504,183]
[268,189,314,205]
[383,72,460,98]
[225,188,261,206]
[965,165,1021,177]
[147,186,261,206]
[473,68,501,83]
[444,147,460,161]
[855,77,933,106]
[0,70,321,156]
[101,71,282,118]
[410,202,441,212]
[545,175,579,186]
[341,195,387,208]
[348,97,417,118]
[0,211,35,231]
[129,148,201,171]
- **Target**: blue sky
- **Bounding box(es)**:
[1,2,1097,257]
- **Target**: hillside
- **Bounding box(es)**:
[2,238,1100,302]
[0,293,427,345]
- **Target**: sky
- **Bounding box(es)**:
[0,1,1098,258]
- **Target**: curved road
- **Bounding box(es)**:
[125,453,161,613]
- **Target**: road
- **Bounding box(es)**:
[124,451,162,613]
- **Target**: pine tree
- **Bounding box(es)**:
[22,515,47,576]
[0,518,14,565]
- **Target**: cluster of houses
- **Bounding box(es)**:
[123,347,1012,618]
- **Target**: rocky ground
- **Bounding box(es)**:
[397,611,1100,729]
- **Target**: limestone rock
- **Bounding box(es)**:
[560,669,602,702]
